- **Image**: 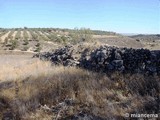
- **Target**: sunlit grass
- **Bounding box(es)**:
[0,57,159,119]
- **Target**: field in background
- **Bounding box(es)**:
[1,28,159,53]
[130,34,160,50]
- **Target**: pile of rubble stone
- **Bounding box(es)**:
[34,45,160,75]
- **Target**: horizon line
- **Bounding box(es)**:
[0,27,159,35]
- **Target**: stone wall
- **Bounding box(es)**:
[34,45,160,75]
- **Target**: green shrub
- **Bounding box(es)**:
[9,40,18,50]
[22,46,29,51]
[69,28,93,44]
[35,42,40,47]
[4,37,8,45]
[23,30,29,40]
[8,30,14,40]
[15,30,21,40]
[29,30,38,40]
[23,39,29,45]
[34,46,41,52]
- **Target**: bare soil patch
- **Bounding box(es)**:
[0,31,10,43]
[11,31,17,39]
[26,31,32,40]
[94,35,143,49]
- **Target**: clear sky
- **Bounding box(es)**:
[0,0,159,34]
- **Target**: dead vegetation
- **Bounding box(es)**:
[0,57,159,119]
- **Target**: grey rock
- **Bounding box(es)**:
[112,60,123,67]
[34,45,160,75]
[106,64,114,70]
[114,51,122,60]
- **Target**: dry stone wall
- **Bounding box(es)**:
[34,45,160,75]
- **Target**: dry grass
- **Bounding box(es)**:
[0,57,159,119]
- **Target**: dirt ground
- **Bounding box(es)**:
[0,51,35,65]
[12,31,17,40]
[0,31,10,43]
[93,35,143,49]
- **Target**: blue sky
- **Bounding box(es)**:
[0,0,159,34]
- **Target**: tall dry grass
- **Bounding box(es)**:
[0,59,159,119]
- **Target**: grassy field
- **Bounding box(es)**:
[0,52,159,119]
